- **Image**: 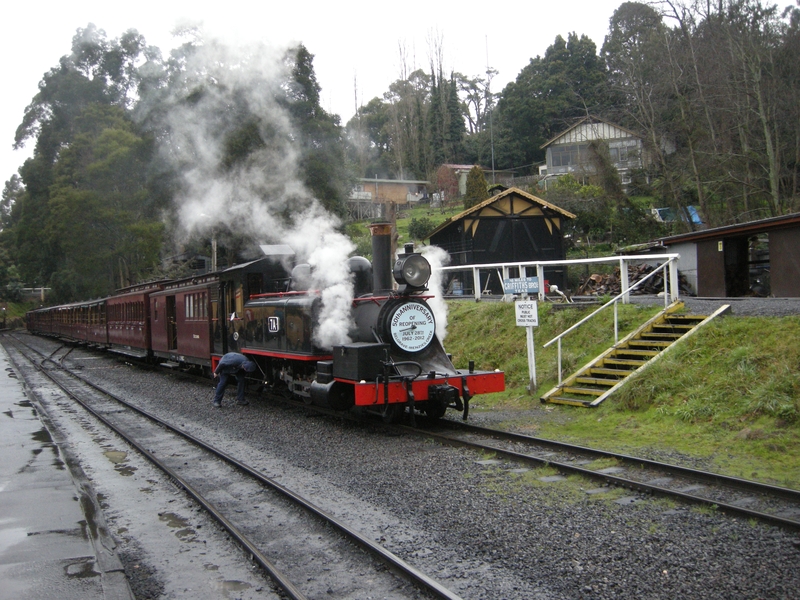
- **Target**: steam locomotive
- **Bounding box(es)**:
[26,224,504,420]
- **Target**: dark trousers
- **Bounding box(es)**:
[213,372,246,404]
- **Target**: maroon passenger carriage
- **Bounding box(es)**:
[149,274,216,369]
[26,297,108,346]
[106,281,166,358]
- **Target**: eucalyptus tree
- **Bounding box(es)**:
[493,33,611,172]
[10,24,163,297]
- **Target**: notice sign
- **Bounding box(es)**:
[515,300,539,327]
[504,277,540,295]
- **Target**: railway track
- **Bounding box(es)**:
[4,334,464,600]
[405,419,800,531]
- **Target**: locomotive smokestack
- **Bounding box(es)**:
[369,222,393,293]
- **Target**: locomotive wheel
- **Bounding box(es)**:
[380,403,403,424]
[423,400,447,420]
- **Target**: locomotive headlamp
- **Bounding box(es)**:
[393,252,431,290]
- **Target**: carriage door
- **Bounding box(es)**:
[166,296,178,350]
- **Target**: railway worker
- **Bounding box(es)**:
[212,352,257,408]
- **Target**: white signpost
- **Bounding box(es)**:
[515,300,539,391]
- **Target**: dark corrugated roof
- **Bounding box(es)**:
[659,212,800,244]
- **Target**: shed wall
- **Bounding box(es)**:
[770,228,800,297]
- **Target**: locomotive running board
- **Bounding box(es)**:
[541,302,731,407]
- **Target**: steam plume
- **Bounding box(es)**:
[420,245,450,341]
[143,36,354,348]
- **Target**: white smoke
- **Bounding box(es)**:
[420,245,451,341]
[284,204,355,348]
[144,36,355,349]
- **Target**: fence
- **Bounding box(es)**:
[434,254,680,305]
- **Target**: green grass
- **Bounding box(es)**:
[346,204,462,260]
[443,300,800,489]
[396,204,462,246]
[1,301,35,328]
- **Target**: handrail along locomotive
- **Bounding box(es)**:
[26,225,504,420]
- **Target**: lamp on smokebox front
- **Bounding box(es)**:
[393,244,431,293]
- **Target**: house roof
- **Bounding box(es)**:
[426,186,576,239]
[659,212,800,245]
[540,116,642,149]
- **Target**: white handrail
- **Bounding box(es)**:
[434,254,680,303]
[541,257,678,383]
[542,260,675,349]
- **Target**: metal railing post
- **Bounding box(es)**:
[614,300,619,343]
[620,258,630,304]
[557,338,562,384]
[669,257,680,303]
[473,267,480,301]
[536,264,545,301]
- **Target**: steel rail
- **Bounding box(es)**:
[9,334,464,600]
[402,421,800,531]
[8,338,308,600]
[436,420,800,502]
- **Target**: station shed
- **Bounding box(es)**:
[657,212,800,297]
[427,186,575,294]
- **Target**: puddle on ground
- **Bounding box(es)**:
[104,451,127,464]
[159,512,190,528]
[32,427,53,444]
[65,558,100,579]
[115,465,137,477]
[174,527,196,541]
[213,580,253,596]
[103,451,137,476]
[159,512,197,541]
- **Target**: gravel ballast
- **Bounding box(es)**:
[38,331,798,599]
[10,298,800,599]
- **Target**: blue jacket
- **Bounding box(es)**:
[215,352,257,375]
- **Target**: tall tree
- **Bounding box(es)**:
[494,33,610,172]
[10,25,160,292]
[284,45,351,216]
[45,104,163,297]
[463,166,489,208]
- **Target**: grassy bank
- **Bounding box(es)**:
[0,301,34,328]
[443,299,800,488]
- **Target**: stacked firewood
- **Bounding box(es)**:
[575,264,691,296]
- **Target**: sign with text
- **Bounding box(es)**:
[503,276,540,295]
[515,300,539,327]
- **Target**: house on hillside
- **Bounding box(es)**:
[539,117,646,190]
[428,186,575,294]
[348,177,429,220]
[441,164,515,196]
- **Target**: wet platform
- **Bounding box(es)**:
[0,344,132,600]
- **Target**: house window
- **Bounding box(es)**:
[551,144,588,167]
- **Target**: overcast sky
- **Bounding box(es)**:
[1,0,627,186]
